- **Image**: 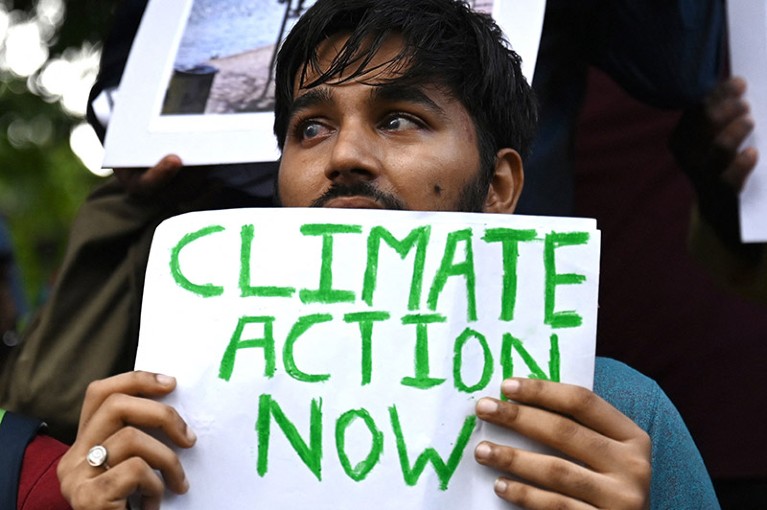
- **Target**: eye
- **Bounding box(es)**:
[380,114,423,132]
[300,121,329,140]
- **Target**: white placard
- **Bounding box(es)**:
[728,0,767,242]
[102,0,546,168]
[134,208,599,509]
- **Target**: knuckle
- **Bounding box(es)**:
[566,385,597,413]
[115,424,143,445]
[551,417,581,443]
[159,403,181,426]
[543,459,573,485]
[494,446,517,472]
[497,400,520,423]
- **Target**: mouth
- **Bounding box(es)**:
[322,196,385,209]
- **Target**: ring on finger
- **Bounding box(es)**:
[86,444,110,469]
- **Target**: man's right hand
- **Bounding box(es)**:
[57,371,196,510]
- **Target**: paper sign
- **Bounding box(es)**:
[727,0,767,242]
[102,0,546,168]
[134,208,600,509]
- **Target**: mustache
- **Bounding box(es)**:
[310,182,406,210]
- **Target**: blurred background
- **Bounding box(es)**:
[0,0,119,311]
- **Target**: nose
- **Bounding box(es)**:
[324,124,382,185]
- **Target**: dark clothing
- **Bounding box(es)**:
[520,0,723,215]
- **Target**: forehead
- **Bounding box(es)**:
[294,32,411,95]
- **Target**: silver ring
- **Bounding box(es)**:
[86,444,109,468]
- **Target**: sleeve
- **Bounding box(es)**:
[688,206,767,303]
[0,178,171,442]
[593,358,720,509]
[18,434,71,510]
[590,0,724,108]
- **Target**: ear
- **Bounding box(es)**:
[483,148,524,214]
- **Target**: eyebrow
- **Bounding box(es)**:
[370,83,448,118]
[288,87,334,120]
[287,82,448,123]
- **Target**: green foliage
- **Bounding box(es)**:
[0,0,119,305]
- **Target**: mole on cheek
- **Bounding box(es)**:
[433,184,442,195]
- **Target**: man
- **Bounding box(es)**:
[55,1,718,508]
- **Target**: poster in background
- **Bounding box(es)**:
[727,0,767,242]
[102,0,547,168]
[134,208,600,509]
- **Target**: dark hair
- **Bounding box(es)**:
[273,0,538,182]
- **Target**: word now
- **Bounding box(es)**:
[255,393,476,490]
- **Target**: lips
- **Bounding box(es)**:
[323,196,385,209]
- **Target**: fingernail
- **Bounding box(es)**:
[475,443,492,460]
[501,379,520,395]
[181,475,190,493]
[156,374,175,386]
[185,425,197,444]
[495,478,508,494]
[476,398,498,415]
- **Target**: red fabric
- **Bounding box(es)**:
[574,67,767,478]
[17,434,71,510]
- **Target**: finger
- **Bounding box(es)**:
[79,371,177,432]
[101,426,190,494]
[476,396,634,472]
[114,154,183,196]
[498,378,645,443]
[65,457,165,510]
[713,114,754,154]
[80,393,197,455]
[722,147,758,192]
[475,441,610,504]
[492,477,595,510]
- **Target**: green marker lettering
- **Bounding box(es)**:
[400,314,447,389]
[344,311,391,385]
[170,225,225,297]
[389,405,476,490]
[427,228,477,321]
[453,328,493,393]
[299,223,362,304]
[544,231,589,329]
[256,394,323,480]
[482,228,538,321]
[362,226,431,310]
[239,224,295,298]
[219,316,276,381]
[335,408,384,481]
[500,333,561,388]
[283,314,333,383]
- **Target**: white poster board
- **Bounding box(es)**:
[134,208,600,509]
[727,0,767,242]
[102,0,546,168]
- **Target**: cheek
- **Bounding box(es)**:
[277,155,318,207]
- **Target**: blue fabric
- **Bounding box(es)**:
[0,410,44,510]
[594,357,720,509]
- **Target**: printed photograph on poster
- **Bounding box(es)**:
[103,0,544,168]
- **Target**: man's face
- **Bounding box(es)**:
[277,34,492,212]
